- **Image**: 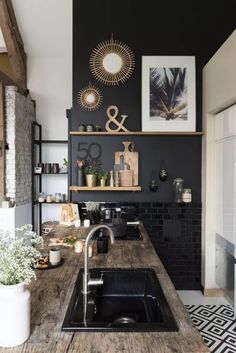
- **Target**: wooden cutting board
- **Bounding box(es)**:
[119,170,133,187]
[115,142,138,186]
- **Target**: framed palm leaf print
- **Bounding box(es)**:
[142,56,196,131]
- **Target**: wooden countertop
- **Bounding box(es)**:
[0,224,209,353]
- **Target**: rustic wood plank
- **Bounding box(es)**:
[0,0,27,91]
[70,131,205,136]
[0,82,5,195]
[69,186,142,192]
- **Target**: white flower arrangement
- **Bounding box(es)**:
[0,225,43,285]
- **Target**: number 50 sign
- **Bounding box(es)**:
[77,142,102,168]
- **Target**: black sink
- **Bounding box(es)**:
[62,268,178,332]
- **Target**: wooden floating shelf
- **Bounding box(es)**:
[70,186,142,192]
[70,131,204,136]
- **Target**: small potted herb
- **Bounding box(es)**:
[85,166,98,187]
[98,170,108,187]
[94,124,102,132]
[61,158,68,173]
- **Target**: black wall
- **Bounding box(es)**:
[71,0,236,203]
[70,0,235,289]
[70,135,201,202]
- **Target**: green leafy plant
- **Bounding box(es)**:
[85,166,98,175]
[98,170,108,181]
[63,158,68,166]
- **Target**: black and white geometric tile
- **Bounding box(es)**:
[186,305,236,353]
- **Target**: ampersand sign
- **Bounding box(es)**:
[105,105,129,132]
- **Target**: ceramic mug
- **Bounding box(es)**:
[74,240,83,253]
[84,219,91,228]
[49,248,61,265]
[74,219,81,227]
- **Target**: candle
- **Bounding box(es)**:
[84,219,90,228]
[74,240,83,253]
[49,248,61,265]
[74,219,81,227]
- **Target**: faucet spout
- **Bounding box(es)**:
[82,224,115,295]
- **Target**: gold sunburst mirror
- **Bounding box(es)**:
[78,83,103,111]
[90,34,135,86]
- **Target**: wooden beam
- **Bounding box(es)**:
[0,82,5,195]
[0,0,27,91]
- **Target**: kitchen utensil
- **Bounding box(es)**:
[101,218,127,238]
[173,178,184,203]
[115,141,138,185]
[97,237,109,253]
[44,163,52,174]
[113,155,125,172]
[52,163,59,173]
[119,163,133,186]
[114,171,120,187]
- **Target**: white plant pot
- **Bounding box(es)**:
[1,201,10,208]
[0,283,30,347]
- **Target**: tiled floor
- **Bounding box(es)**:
[177,291,235,353]
[186,305,236,353]
[177,290,230,306]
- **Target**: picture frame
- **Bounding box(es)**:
[142,56,196,132]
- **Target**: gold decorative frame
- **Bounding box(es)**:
[90,35,135,86]
[78,83,103,111]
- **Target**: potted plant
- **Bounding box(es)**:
[0,225,43,347]
[98,170,108,187]
[85,166,98,187]
[61,158,68,173]
[94,124,102,132]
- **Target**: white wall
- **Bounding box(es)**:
[202,29,236,290]
[0,204,32,232]
[0,29,6,51]
[11,0,72,222]
[11,0,72,139]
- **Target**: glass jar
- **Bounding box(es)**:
[78,124,86,132]
[55,193,61,203]
[86,124,94,132]
[173,178,184,203]
[182,188,192,203]
[149,170,158,192]
[38,192,45,203]
[46,194,53,203]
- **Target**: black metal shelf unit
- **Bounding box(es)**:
[32,122,42,234]
[31,122,68,234]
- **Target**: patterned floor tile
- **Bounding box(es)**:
[186,305,236,353]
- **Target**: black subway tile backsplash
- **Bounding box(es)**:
[139,201,201,290]
[78,201,201,290]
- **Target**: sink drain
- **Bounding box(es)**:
[113,316,136,324]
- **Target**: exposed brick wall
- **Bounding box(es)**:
[5,86,35,205]
[78,201,201,290]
